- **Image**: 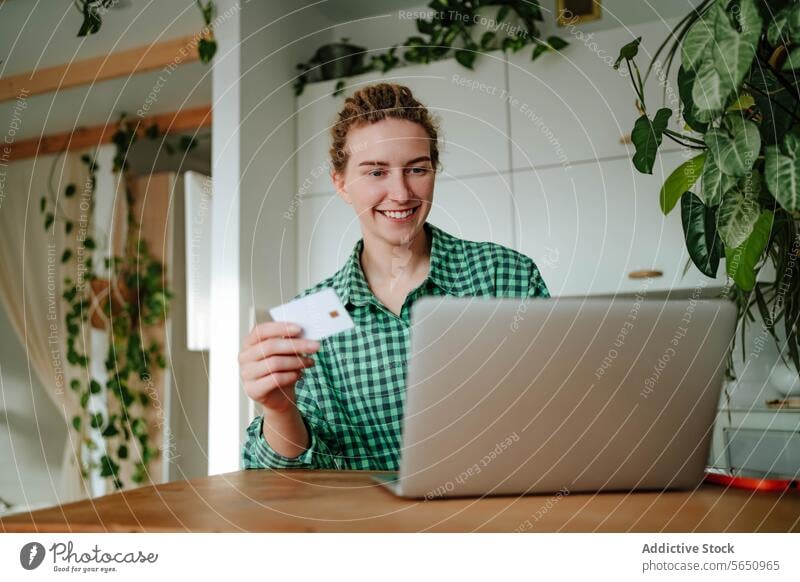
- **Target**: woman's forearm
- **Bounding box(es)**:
[261,406,310,459]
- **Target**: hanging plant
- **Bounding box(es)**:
[613,0,800,378]
[294,0,565,97]
[40,114,175,491]
[196,0,218,64]
[74,0,218,65]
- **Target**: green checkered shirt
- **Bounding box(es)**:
[242,221,550,471]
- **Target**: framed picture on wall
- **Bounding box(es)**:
[556,0,602,26]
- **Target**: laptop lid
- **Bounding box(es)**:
[388,296,736,499]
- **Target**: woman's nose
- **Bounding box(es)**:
[387,168,412,201]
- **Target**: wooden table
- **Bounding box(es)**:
[2,470,799,532]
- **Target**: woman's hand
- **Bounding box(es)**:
[239,321,320,413]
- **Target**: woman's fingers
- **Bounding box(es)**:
[241,354,315,381]
[246,371,301,405]
[243,320,301,348]
[239,337,320,364]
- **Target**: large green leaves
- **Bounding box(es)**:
[764,132,800,211]
[632,108,672,174]
[681,192,723,278]
[660,152,705,214]
[691,0,761,121]
[704,114,760,176]
[725,210,773,291]
[716,171,762,248]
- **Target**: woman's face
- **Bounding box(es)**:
[332,118,435,246]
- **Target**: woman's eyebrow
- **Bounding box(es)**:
[357,156,431,167]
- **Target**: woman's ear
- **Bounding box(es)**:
[332,170,351,205]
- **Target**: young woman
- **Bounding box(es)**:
[239,82,550,471]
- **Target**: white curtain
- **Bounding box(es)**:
[0,150,94,504]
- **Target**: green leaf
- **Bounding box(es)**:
[716,172,761,248]
[44,212,54,230]
[455,47,476,69]
[61,249,72,264]
[70,379,81,392]
[660,152,705,214]
[613,37,641,69]
[767,5,791,46]
[711,0,761,83]
[90,412,104,429]
[783,47,800,70]
[726,210,773,292]
[99,455,119,478]
[84,237,96,250]
[480,31,496,50]
[131,417,148,438]
[787,2,800,44]
[117,445,128,459]
[65,221,74,234]
[631,108,672,174]
[532,43,548,60]
[40,196,46,213]
[692,57,732,120]
[77,5,102,37]
[677,65,707,133]
[90,379,102,394]
[704,115,760,176]
[80,391,90,410]
[198,38,217,64]
[72,415,82,431]
[701,151,738,206]
[681,7,714,71]
[764,132,800,211]
[547,36,568,51]
[726,93,754,111]
[101,422,119,437]
[681,192,722,278]
[65,184,76,198]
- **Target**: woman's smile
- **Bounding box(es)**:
[375,204,420,223]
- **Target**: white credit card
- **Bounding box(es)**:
[268,288,354,341]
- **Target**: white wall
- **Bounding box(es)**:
[209,0,336,474]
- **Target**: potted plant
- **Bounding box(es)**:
[311,37,368,80]
[613,0,800,378]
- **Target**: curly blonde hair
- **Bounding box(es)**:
[329,82,442,176]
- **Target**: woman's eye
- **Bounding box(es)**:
[369,169,385,177]
[407,167,428,175]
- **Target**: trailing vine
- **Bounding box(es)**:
[294,0,566,97]
[74,0,217,64]
[39,115,191,490]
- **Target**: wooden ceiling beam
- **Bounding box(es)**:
[2,104,212,162]
[0,34,204,103]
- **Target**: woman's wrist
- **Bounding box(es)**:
[261,405,310,459]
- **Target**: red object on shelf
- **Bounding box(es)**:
[704,471,800,492]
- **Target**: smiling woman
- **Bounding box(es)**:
[239,82,550,471]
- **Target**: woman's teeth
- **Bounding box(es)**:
[379,207,417,219]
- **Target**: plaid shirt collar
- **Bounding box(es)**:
[332,221,476,308]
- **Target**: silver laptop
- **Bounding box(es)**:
[372,295,737,498]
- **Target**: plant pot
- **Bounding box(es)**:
[88,276,133,330]
[770,360,800,397]
[312,42,366,80]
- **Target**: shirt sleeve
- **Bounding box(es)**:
[526,260,550,298]
[241,358,342,470]
[492,245,551,299]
